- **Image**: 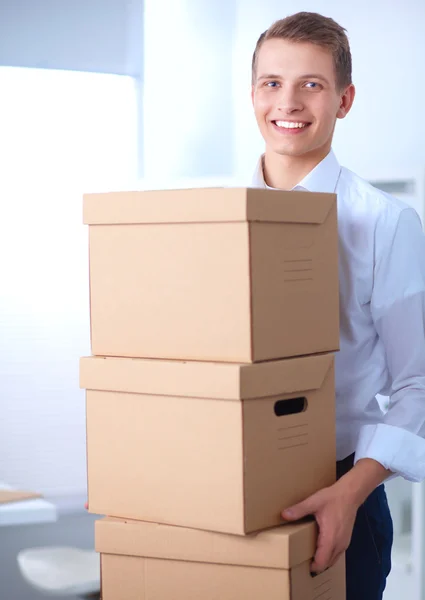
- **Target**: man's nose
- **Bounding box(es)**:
[276,88,303,113]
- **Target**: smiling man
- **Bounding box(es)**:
[250,12,425,600]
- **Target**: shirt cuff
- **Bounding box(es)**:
[355,423,425,482]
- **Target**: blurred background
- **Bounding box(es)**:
[0,0,424,598]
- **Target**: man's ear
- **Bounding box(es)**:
[251,85,255,106]
[337,84,355,119]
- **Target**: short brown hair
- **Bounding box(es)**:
[251,12,352,91]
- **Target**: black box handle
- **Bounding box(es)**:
[274,397,307,417]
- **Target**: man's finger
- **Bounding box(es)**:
[281,497,315,521]
[328,550,343,569]
[313,547,344,576]
[311,527,335,574]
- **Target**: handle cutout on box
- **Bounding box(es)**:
[274,397,307,417]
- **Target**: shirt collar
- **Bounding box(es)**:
[251,149,341,194]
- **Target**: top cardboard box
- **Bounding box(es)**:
[84,187,339,362]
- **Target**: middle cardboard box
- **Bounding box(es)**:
[81,351,336,536]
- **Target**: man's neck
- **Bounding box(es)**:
[263,148,330,190]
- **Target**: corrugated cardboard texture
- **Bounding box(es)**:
[98,518,346,600]
[291,556,346,600]
[242,360,336,532]
[87,389,245,533]
[89,221,252,362]
[83,187,335,225]
[250,203,339,360]
[85,187,338,362]
[101,555,143,600]
[80,353,334,399]
[101,554,287,600]
[84,354,336,534]
[80,355,241,399]
[0,490,42,504]
[95,518,317,569]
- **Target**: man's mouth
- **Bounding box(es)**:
[271,120,311,131]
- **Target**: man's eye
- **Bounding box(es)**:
[304,82,320,89]
[266,81,279,88]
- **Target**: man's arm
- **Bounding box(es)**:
[355,207,425,481]
[283,207,425,573]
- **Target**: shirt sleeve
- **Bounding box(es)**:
[354,207,425,482]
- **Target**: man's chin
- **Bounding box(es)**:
[269,145,309,158]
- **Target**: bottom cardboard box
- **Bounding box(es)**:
[96,517,345,600]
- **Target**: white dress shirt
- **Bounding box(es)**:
[252,150,425,482]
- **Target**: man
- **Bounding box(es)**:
[250,11,425,600]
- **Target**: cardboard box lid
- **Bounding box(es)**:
[0,490,42,504]
[80,354,334,400]
[95,517,317,569]
[83,188,336,225]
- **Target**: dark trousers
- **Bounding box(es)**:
[337,454,394,600]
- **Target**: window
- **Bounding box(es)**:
[0,67,138,497]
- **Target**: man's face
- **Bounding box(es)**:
[252,38,353,159]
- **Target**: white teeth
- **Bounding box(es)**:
[275,121,308,129]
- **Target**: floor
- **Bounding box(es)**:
[1,511,100,600]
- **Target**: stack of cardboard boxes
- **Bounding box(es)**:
[80,187,345,599]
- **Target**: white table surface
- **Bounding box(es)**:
[0,482,57,527]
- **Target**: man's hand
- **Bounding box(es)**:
[281,458,392,574]
[281,484,358,573]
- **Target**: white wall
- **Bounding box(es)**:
[142,0,235,183]
[0,1,144,500]
[0,68,138,497]
[0,0,145,178]
[0,0,143,75]
[232,0,425,180]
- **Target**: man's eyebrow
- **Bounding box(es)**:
[297,73,330,84]
[256,74,282,82]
